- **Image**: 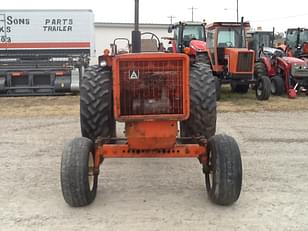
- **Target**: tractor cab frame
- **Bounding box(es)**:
[285,28,308,58]
[167,21,206,52]
[247,30,275,59]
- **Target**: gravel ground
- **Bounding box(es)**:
[0,106,308,230]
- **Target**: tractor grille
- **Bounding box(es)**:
[119,59,184,116]
[237,52,253,72]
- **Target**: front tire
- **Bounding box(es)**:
[180,63,216,139]
[256,76,271,100]
[204,134,242,205]
[61,137,97,207]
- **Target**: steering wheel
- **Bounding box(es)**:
[141,32,161,49]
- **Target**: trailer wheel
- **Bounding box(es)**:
[256,76,271,100]
[180,63,216,139]
[80,66,115,141]
[61,137,97,207]
[204,134,242,205]
[271,76,284,95]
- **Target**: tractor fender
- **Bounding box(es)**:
[260,56,276,77]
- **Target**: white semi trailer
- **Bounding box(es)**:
[0,10,95,95]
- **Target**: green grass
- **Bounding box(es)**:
[218,85,308,112]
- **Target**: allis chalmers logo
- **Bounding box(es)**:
[129,70,139,80]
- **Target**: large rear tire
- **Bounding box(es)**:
[254,61,267,79]
[180,63,216,139]
[204,134,242,205]
[80,66,115,141]
[271,76,284,95]
[61,137,97,207]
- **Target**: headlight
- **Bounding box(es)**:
[100,60,107,67]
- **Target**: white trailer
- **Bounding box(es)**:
[0,9,95,95]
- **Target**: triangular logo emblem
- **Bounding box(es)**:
[129,70,139,79]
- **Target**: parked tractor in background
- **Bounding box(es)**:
[165,20,270,100]
[166,21,208,62]
[205,19,271,100]
[285,28,308,59]
[166,21,223,99]
[249,30,308,98]
[60,0,242,207]
[247,29,275,60]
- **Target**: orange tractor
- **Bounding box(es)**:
[60,0,242,207]
[205,20,271,100]
[166,19,271,100]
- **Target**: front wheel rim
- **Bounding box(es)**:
[257,81,263,96]
[205,150,214,191]
[88,152,94,191]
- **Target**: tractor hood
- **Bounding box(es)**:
[282,57,306,65]
[224,48,254,74]
[285,57,308,77]
[190,40,207,52]
[263,47,285,57]
[224,48,253,55]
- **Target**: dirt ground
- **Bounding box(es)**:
[0,96,308,230]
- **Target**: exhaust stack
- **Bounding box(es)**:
[239,16,244,48]
[132,0,141,53]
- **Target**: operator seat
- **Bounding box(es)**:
[141,39,158,52]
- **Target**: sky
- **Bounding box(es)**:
[1,0,308,32]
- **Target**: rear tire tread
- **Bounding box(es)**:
[181,63,216,139]
[80,66,115,141]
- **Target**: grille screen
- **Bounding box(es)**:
[237,52,253,72]
[119,59,184,116]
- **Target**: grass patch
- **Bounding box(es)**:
[0,87,307,118]
[218,85,308,112]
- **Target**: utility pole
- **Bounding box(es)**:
[236,0,239,23]
[167,16,176,24]
[188,6,197,22]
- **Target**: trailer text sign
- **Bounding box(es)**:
[0,10,94,53]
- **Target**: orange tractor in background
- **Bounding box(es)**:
[60,0,242,207]
[205,20,271,100]
[166,19,271,100]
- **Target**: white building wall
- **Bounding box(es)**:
[93,22,171,64]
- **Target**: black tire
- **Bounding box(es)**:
[61,137,97,207]
[271,76,284,95]
[204,134,242,205]
[196,52,210,65]
[80,66,115,141]
[230,81,249,94]
[256,76,271,100]
[254,61,267,79]
[215,76,221,101]
[180,63,216,139]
